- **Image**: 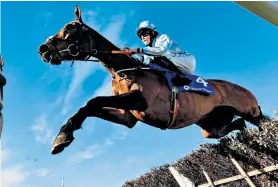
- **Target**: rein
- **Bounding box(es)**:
[57,43,133,66]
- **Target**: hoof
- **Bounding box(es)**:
[233,118,246,131]
[201,129,213,138]
[51,132,74,155]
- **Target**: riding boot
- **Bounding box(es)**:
[151,57,191,86]
[171,75,191,86]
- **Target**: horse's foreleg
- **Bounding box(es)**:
[51,90,146,154]
[64,90,145,131]
[95,107,138,128]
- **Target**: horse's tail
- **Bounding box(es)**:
[258,106,273,121]
[247,106,274,130]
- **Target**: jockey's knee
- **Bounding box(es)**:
[175,54,196,75]
[187,54,196,74]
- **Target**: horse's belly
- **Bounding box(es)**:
[129,109,170,129]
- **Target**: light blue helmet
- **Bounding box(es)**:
[136,20,158,38]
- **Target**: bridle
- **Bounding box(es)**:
[57,43,99,66]
[45,22,147,81]
[48,22,132,67]
[58,44,97,58]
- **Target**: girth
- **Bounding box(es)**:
[161,86,179,130]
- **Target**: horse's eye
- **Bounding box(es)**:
[63,31,72,40]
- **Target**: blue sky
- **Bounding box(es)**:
[1,1,278,187]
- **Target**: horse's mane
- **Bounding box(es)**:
[83,22,141,71]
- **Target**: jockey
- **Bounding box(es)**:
[128,20,196,75]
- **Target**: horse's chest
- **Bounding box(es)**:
[113,77,143,94]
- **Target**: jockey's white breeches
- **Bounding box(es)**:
[133,53,196,75]
[169,53,196,75]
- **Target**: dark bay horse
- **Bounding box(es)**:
[38,5,270,155]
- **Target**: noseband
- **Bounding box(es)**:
[58,43,97,58]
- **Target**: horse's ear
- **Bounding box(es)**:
[74,5,83,23]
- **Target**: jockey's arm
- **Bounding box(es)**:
[139,34,171,56]
[131,54,144,63]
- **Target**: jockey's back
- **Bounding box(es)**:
[141,33,196,75]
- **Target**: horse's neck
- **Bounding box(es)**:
[89,29,138,72]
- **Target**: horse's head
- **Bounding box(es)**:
[38,5,96,65]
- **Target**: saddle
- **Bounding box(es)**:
[144,57,215,129]
[127,56,215,129]
[145,57,214,96]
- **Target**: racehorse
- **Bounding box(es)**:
[38,5,270,155]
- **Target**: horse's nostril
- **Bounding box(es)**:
[39,44,50,53]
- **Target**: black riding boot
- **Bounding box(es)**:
[151,57,191,85]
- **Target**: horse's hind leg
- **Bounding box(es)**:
[237,105,271,131]
[215,117,246,138]
[51,90,146,154]
[197,106,246,139]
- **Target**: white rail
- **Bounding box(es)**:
[234,1,278,27]
[169,157,278,187]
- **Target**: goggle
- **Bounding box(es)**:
[138,29,151,37]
